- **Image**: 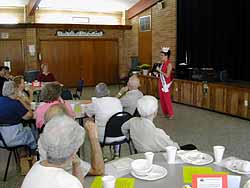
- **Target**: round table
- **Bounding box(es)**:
[83,153,249,188]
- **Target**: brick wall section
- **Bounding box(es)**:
[152,0,176,66]
[125,0,177,68]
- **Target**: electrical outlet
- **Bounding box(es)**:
[244,100,248,107]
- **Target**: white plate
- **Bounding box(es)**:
[181,151,213,165]
[131,164,167,181]
[226,164,250,175]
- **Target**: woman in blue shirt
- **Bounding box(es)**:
[0,81,37,151]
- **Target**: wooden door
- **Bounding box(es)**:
[93,40,119,85]
[0,40,24,76]
[40,40,81,87]
[139,31,152,65]
[40,39,119,87]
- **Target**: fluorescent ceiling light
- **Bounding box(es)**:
[0,0,29,7]
[39,0,139,12]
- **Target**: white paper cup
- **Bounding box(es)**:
[213,145,225,163]
[80,104,85,114]
[70,103,76,112]
[102,175,116,188]
[30,102,36,110]
[166,146,177,164]
[144,152,154,166]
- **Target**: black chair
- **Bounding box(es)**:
[100,112,133,157]
[73,79,84,100]
[61,88,73,100]
[0,129,31,181]
[133,108,141,117]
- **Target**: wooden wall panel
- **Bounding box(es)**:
[139,31,152,65]
[79,41,95,86]
[40,39,119,87]
[0,40,24,76]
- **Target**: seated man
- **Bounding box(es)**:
[39,104,104,177]
[86,82,123,158]
[122,95,179,153]
[116,75,143,115]
[122,95,196,153]
[0,81,37,151]
[22,116,87,188]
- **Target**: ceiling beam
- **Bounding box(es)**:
[128,0,160,19]
[27,0,42,16]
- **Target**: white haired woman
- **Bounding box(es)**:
[22,116,86,188]
[122,95,196,153]
[116,75,143,115]
[0,81,37,151]
[86,82,124,159]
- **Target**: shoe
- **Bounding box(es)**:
[103,156,109,163]
[113,154,120,160]
[168,115,174,120]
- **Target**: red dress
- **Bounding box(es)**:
[37,73,56,82]
[158,59,174,117]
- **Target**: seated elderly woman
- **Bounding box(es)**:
[116,75,143,115]
[13,75,33,106]
[35,82,74,129]
[86,82,123,159]
[0,81,37,151]
[22,115,93,188]
[38,104,104,177]
[122,95,197,153]
[37,63,56,82]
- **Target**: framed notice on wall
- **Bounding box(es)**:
[139,15,151,32]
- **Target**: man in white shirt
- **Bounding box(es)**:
[122,95,180,153]
[116,75,143,115]
[86,83,124,159]
[22,116,103,188]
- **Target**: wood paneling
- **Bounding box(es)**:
[40,39,119,87]
[139,30,152,65]
[0,40,24,76]
[139,76,250,119]
[128,0,159,19]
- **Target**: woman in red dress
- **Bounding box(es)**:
[157,47,174,119]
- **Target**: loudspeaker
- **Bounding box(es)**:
[157,1,165,10]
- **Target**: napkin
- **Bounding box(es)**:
[91,176,135,188]
[183,166,228,183]
[111,158,134,170]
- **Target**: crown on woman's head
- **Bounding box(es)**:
[161,47,170,53]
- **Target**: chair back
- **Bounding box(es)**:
[133,108,141,117]
[77,80,84,94]
[61,88,73,100]
[103,112,132,142]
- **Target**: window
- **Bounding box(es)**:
[139,15,151,32]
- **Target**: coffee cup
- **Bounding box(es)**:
[144,152,154,166]
[213,145,225,163]
[102,175,116,188]
[166,146,177,164]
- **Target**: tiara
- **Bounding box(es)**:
[161,47,170,53]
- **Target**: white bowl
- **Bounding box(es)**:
[131,159,152,176]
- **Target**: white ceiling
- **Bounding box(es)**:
[0,0,140,12]
[0,0,29,7]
